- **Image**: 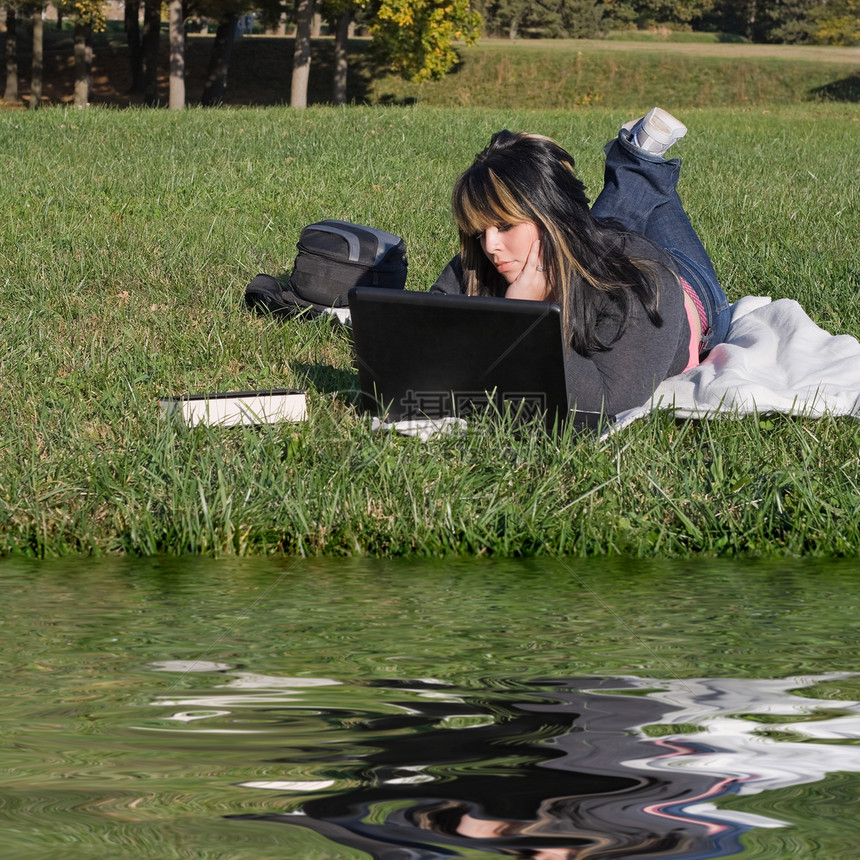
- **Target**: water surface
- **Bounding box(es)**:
[1,556,858,859]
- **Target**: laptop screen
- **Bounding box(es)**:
[348,287,575,429]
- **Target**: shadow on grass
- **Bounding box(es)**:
[810,74,860,102]
[372,54,466,106]
[294,360,361,403]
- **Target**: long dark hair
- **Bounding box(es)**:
[452,130,667,356]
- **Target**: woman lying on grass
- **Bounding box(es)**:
[430,108,731,417]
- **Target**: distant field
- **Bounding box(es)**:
[475,37,860,63]
[3,33,860,109]
[369,39,860,109]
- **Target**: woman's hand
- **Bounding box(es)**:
[505,240,550,301]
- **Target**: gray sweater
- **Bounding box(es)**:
[429,235,691,416]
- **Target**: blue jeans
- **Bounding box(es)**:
[591,130,731,353]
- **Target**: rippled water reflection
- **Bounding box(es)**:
[1,556,858,859]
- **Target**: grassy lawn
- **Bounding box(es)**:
[1,101,859,557]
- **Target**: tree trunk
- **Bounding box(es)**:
[142,0,161,106]
[125,0,144,93]
[746,0,758,41]
[201,13,238,106]
[291,0,313,109]
[311,10,322,37]
[333,10,349,106]
[30,9,43,109]
[168,0,185,109]
[3,8,19,104]
[509,0,527,40]
[73,20,92,107]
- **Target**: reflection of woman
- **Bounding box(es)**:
[430,109,731,416]
[229,678,745,859]
[409,798,697,859]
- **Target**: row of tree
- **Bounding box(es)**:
[1,0,481,109]
[473,0,860,44]
[3,0,859,110]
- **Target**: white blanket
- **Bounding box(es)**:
[613,296,860,430]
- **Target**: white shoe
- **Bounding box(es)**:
[623,107,687,156]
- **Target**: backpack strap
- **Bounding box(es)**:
[245,273,342,321]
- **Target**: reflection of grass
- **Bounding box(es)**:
[2,555,857,857]
[2,104,860,557]
[719,771,860,857]
[641,722,701,736]
[796,678,860,702]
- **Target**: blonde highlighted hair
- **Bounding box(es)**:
[452,131,666,356]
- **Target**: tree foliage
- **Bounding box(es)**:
[55,0,107,30]
[481,0,606,38]
[604,0,713,28]
[809,0,860,45]
[370,0,482,81]
[470,0,860,45]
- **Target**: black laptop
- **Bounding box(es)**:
[347,287,611,432]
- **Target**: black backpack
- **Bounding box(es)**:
[246,220,408,319]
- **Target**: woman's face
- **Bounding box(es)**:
[478,221,540,284]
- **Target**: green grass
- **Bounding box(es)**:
[370,43,860,109]
[1,103,860,558]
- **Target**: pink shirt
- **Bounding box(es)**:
[680,277,706,372]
